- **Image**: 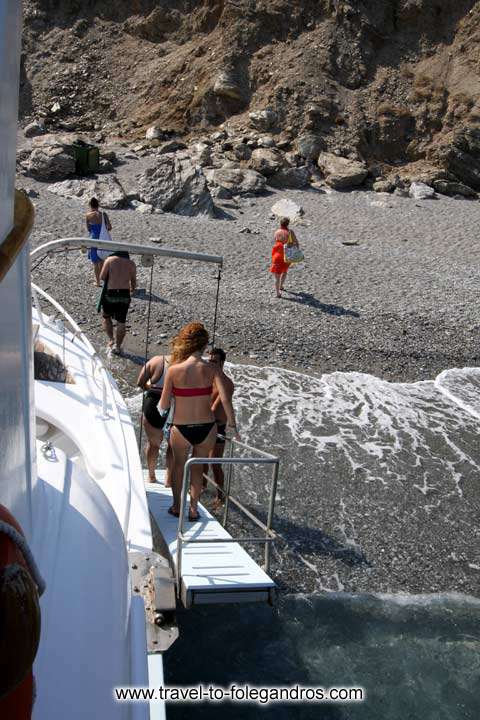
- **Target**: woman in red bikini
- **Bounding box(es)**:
[159,322,239,521]
[270,216,299,297]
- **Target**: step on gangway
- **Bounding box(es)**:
[146,437,279,608]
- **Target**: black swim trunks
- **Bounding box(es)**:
[102,289,131,324]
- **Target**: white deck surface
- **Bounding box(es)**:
[146,473,275,606]
[33,309,151,551]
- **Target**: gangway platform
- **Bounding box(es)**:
[146,472,276,608]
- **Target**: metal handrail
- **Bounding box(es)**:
[175,443,280,594]
[30,237,223,266]
[31,283,133,537]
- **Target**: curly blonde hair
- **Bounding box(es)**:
[170,322,209,364]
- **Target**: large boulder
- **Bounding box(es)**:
[47,175,127,208]
[138,155,214,216]
[205,166,266,196]
[28,143,75,180]
[271,199,304,223]
[317,153,367,189]
[249,148,283,177]
[433,180,477,198]
[269,166,310,189]
[248,108,277,131]
[409,182,435,200]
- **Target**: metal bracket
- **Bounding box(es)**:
[129,550,178,653]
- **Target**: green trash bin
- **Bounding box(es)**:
[72,142,100,175]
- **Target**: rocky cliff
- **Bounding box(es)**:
[20,0,480,189]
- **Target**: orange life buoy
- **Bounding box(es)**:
[0,505,41,719]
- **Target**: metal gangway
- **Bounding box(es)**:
[146,437,279,608]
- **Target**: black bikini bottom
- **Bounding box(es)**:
[143,391,167,430]
[174,422,216,446]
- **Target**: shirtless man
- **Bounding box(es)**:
[99,251,136,355]
[207,348,235,507]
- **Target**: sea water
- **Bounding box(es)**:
[126,365,480,718]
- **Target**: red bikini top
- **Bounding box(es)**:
[172,385,213,397]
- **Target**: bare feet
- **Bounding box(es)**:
[148,473,157,483]
[167,506,179,518]
[188,507,200,522]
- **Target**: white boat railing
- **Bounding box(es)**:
[31,282,134,537]
[30,237,223,266]
[176,440,280,593]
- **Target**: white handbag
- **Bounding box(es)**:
[97,212,112,260]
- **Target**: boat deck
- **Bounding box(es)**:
[146,472,276,608]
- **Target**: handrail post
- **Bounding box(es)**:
[31,285,44,326]
[222,438,234,528]
[264,460,279,573]
[176,457,194,598]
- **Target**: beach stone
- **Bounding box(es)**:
[135,202,154,214]
[296,133,324,160]
[157,140,187,155]
[373,180,394,193]
[269,166,310,189]
[249,148,283,177]
[145,125,164,141]
[138,155,214,216]
[409,182,435,200]
[248,108,277,131]
[318,152,368,189]
[271,198,304,222]
[24,120,45,138]
[47,175,127,208]
[205,167,266,196]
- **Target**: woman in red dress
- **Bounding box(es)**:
[270,217,298,297]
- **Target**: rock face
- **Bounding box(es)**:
[21,1,480,186]
[47,175,127,208]
[318,153,368,189]
[249,148,283,177]
[205,166,266,197]
[139,156,214,216]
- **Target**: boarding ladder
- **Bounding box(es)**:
[146,437,279,608]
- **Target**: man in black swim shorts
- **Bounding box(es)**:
[99,251,136,355]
